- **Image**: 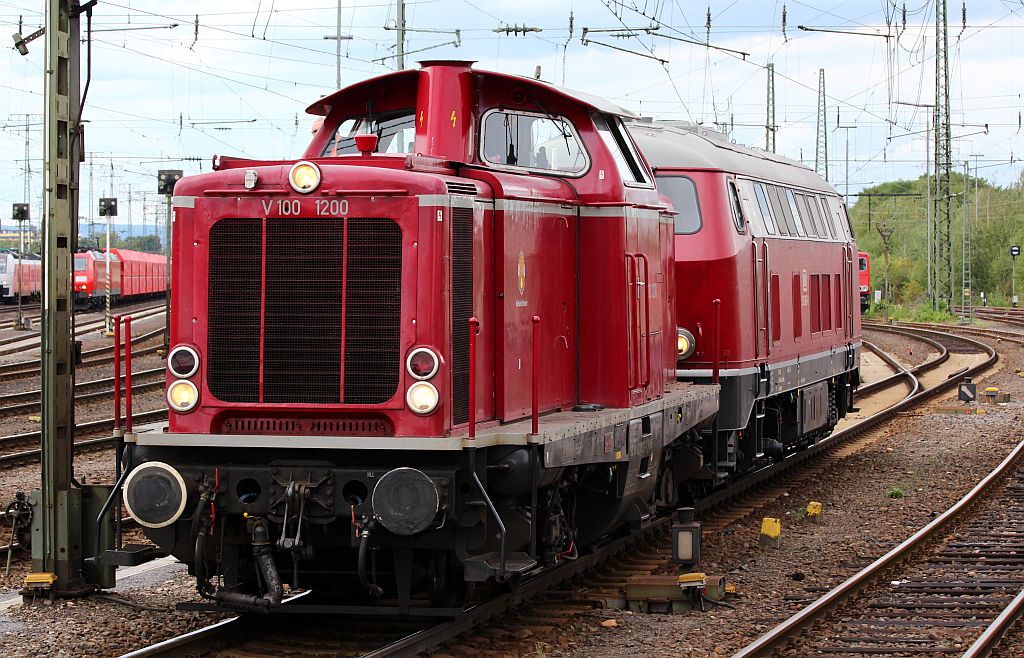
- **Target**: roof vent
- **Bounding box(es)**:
[446,181,478,196]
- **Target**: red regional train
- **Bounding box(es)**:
[858,250,871,312]
[73,248,167,309]
[0,250,41,303]
[120,61,860,613]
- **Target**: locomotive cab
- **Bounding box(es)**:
[126,62,718,612]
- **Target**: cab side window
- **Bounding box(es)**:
[728,181,745,233]
[594,114,652,185]
[657,175,702,235]
[481,109,589,175]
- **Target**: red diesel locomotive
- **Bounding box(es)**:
[629,122,861,482]
[73,248,167,309]
[120,61,858,612]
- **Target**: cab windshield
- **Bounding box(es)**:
[74,256,87,272]
[320,109,416,156]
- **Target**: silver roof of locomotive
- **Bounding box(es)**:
[628,120,838,194]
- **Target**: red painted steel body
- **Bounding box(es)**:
[166,62,675,439]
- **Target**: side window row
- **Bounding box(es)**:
[745,180,850,241]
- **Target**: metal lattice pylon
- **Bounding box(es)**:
[815,69,828,180]
[933,0,953,310]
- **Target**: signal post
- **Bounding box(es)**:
[25,0,112,599]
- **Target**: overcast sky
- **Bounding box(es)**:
[1,0,1022,236]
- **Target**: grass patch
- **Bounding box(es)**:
[887,487,905,499]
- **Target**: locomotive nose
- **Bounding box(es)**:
[123,461,188,529]
[371,467,440,536]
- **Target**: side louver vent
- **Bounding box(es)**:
[450,207,474,425]
[445,181,478,196]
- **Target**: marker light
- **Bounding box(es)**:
[167,345,199,378]
[288,161,321,194]
[406,347,439,380]
[406,381,439,415]
[167,380,199,413]
[677,328,696,360]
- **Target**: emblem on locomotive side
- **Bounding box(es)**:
[517,250,526,296]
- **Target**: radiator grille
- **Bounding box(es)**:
[221,416,393,436]
[344,218,403,404]
[450,207,474,425]
[207,219,262,402]
[263,219,344,403]
[206,217,401,406]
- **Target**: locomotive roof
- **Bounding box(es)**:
[306,62,637,119]
[628,121,838,194]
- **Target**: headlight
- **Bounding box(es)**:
[288,161,320,194]
[406,381,439,415]
[167,345,199,378]
[167,380,199,413]
[406,347,439,380]
[677,328,696,360]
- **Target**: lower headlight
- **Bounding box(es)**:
[406,381,439,415]
[167,379,199,413]
[677,327,696,360]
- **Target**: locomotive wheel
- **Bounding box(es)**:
[656,467,678,510]
[5,495,32,550]
[428,552,467,608]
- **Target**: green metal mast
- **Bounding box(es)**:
[31,0,87,595]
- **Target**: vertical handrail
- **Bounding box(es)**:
[712,299,722,384]
[113,315,122,431]
[637,254,651,388]
[763,241,772,355]
[531,315,540,435]
[124,316,133,434]
[752,243,761,359]
[624,255,636,389]
[112,314,124,549]
[468,316,479,440]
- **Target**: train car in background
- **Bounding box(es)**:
[73,248,166,309]
[0,250,41,303]
[629,121,861,487]
[858,251,871,312]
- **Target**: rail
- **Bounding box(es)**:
[961,586,1024,658]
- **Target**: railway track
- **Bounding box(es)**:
[0,325,164,379]
[0,409,167,469]
[735,436,1024,657]
[121,325,999,658]
[0,303,165,358]
[0,367,164,419]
